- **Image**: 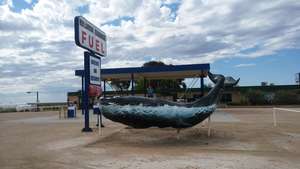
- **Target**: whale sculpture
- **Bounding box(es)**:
[101,72,238,129]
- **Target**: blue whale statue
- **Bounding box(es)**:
[101,72,238,129]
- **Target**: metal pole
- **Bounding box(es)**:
[201,76,204,97]
[144,78,146,97]
[36,91,39,112]
[97,113,99,128]
[298,73,300,87]
[81,75,84,108]
[81,76,84,115]
[99,114,103,136]
[82,51,92,132]
[103,80,106,98]
[273,108,277,127]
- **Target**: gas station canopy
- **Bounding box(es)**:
[101,63,210,81]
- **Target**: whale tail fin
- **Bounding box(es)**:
[224,76,240,87]
[209,72,240,87]
[191,72,239,107]
[190,72,225,107]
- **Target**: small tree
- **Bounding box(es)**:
[136,61,186,98]
[109,80,131,92]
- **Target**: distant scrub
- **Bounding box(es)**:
[273,90,300,105]
[0,107,17,113]
[245,89,300,105]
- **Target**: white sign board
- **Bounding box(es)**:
[75,16,107,56]
[90,55,101,85]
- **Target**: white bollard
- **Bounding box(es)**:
[59,107,62,119]
[208,115,211,137]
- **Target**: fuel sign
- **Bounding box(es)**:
[75,16,107,57]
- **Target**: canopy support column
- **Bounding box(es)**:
[201,77,204,96]
[143,77,147,97]
[103,80,106,98]
[131,73,135,96]
[200,70,204,97]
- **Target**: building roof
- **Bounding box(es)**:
[67,85,300,97]
[101,63,210,81]
[229,85,300,92]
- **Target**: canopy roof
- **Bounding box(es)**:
[101,63,210,81]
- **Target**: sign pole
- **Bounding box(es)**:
[81,75,84,115]
[82,51,93,132]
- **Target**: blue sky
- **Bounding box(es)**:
[212,49,300,86]
[0,0,300,104]
[8,0,37,12]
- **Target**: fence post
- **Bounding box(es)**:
[208,115,211,137]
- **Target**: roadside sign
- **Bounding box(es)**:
[74,16,107,56]
[89,55,101,85]
[74,15,107,132]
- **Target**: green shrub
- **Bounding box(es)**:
[245,89,266,105]
[273,90,300,105]
[0,107,17,113]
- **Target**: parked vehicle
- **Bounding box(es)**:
[16,104,36,112]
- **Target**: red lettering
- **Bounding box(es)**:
[101,42,104,54]
[96,39,100,52]
[88,35,94,48]
[81,31,86,44]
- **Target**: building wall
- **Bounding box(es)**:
[222,85,300,105]
[68,95,80,106]
[232,92,242,103]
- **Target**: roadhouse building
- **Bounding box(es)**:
[68,63,300,107]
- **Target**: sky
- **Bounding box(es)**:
[0,0,299,104]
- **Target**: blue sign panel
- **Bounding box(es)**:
[89,55,101,86]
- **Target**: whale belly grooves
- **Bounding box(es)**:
[102,104,216,128]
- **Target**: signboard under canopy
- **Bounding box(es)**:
[74,16,107,56]
[89,55,101,86]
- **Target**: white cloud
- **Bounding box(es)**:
[24,0,32,4]
[163,0,180,4]
[0,0,300,103]
[235,63,256,68]
[160,6,172,21]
